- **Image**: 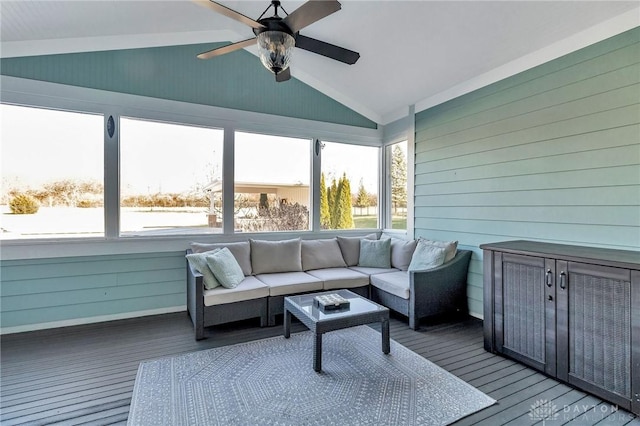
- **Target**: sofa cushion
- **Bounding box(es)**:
[190,241,252,276]
[349,266,399,276]
[255,272,323,296]
[370,271,410,300]
[417,238,458,263]
[186,250,221,290]
[386,237,418,271]
[301,238,347,271]
[205,247,245,289]
[358,238,391,268]
[203,276,269,306]
[251,238,302,274]
[306,268,369,290]
[336,234,377,266]
[408,242,447,271]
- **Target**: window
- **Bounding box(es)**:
[234,131,311,232]
[1,104,104,239]
[388,141,408,230]
[320,142,379,229]
[120,117,223,236]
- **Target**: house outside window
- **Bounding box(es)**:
[233,131,311,232]
[1,104,104,239]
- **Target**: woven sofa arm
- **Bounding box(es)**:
[186,249,205,339]
[409,250,472,318]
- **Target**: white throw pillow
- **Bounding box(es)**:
[358,238,391,268]
[205,248,245,289]
[186,249,221,290]
[250,238,302,274]
[190,241,252,276]
[417,238,458,262]
[301,238,347,271]
[408,242,446,271]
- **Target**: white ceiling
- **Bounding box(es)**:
[1,1,638,125]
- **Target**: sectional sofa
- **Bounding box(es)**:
[186,235,472,340]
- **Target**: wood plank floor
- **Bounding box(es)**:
[1,312,638,425]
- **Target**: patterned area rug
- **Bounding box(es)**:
[128,326,495,425]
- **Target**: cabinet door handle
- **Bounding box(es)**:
[546,269,553,287]
[559,271,567,290]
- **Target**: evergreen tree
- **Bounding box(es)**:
[319,173,331,229]
[354,178,370,215]
[337,173,354,229]
[328,178,339,228]
[391,144,408,213]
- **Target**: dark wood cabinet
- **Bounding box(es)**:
[482,240,640,415]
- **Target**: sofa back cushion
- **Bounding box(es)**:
[336,233,378,266]
[358,238,391,268]
[190,241,252,276]
[250,238,302,274]
[301,238,347,271]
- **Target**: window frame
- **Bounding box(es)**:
[0,75,383,260]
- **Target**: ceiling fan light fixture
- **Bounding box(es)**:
[257,30,295,75]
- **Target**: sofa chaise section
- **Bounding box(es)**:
[370,249,472,330]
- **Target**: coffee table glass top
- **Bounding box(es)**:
[285,289,387,322]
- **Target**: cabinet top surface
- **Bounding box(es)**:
[480,240,640,269]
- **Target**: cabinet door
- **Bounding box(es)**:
[556,261,634,411]
[495,253,556,375]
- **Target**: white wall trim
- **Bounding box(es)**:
[0,305,187,335]
[415,8,640,114]
[469,311,483,321]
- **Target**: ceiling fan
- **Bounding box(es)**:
[194,0,360,82]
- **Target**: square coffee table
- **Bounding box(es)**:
[284,289,390,372]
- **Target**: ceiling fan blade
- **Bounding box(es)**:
[295,34,359,65]
[193,1,265,30]
[276,67,291,83]
[197,38,256,59]
[283,1,341,33]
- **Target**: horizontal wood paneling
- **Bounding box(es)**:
[414,27,640,318]
[0,252,187,329]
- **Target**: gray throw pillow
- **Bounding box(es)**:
[190,241,252,275]
[301,238,347,270]
[358,238,391,268]
[408,242,447,271]
[336,233,378,266]
[186,249,221,290]
[387,238,418,271]
[250,238,302,274]
[205,248,245,289]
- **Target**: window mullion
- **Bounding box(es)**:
[104,112,120,239]
[222,126,235,234]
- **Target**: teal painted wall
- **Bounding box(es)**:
[0,43,376,129]
[1,252,186,329]
[414,27,640,317]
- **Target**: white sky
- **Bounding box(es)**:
[2,104,380,196]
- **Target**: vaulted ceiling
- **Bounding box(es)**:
[1,1,638,124]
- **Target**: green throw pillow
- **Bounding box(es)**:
[205,247,245,289]
[408,242,446,271]
[186,249,221,290]
[358,238,391,268]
